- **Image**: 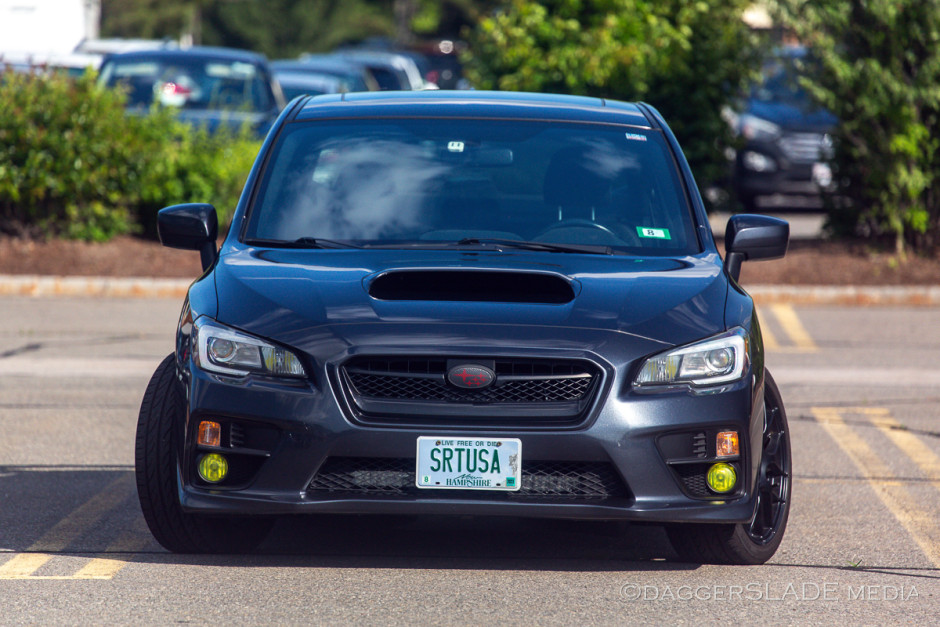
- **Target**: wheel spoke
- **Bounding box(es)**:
[764,431,783,457]
[765,461,785,478]
[746,388,791,544]
[763,405,779,437]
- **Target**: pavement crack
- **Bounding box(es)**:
[0,342,43,359]
[795,412,940,440]
[798,474,940,483]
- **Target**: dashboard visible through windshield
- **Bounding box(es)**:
[245,118,700,255]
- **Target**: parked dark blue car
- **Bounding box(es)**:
[732,46,838,212]
[99,47,285,137]
[138,91,791,564]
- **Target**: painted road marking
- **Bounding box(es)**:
[770,304,818,351]
[812,407,940,568]
[760,304,817,352]
[0,473,138,580]
[867,414,940,493]
[0,357,156,378]
[760,316,781,351]
[72,520,152,580]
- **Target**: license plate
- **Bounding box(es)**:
[416,436,521,491]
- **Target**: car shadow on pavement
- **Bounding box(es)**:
[0,466,697,572]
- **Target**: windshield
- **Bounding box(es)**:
[100,56,274,112]
[245,118,699,255]
[752,50,816,107]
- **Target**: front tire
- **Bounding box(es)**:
[666,370,791,564]
[135,353,273,553]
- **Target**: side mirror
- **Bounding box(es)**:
[158,204,219,272]
[724,214,789,282]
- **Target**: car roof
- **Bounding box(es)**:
[273,58,363,73]
[274,70,343,88]
[292,90,650,126]
[101,46,268,65]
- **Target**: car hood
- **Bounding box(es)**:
[746,99,836,132]
[211,247,729,354]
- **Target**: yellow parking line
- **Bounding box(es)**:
[0,473,135,580]
[812,408,940,568]
[869,415,940,491]
[770,304,818,351]
[760,317,780,351]
[0,554,53,578]
[29,473,135,553]
[72,520,152,580]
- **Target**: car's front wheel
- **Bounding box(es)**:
[135,353,273,553]
[666,370,791,564]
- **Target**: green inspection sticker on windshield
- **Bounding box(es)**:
[637,227,671,240]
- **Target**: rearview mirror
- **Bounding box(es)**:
[724,214,789,282]
[157,203,219,272]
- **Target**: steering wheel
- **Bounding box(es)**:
[533,219,627,245]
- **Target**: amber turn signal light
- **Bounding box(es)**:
[198,420,222,447]
[716,431,739,457]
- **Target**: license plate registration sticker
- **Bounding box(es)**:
[416,436,521,491]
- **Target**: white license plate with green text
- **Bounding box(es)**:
[416,436,521,491]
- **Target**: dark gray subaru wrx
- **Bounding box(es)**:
[137,91,792,564]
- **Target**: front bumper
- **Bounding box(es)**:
[178,333,764,524]
[734,134,833,200]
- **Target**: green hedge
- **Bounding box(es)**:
[0,70,260,241]
[773,1,940,255]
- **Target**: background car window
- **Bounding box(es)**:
[247,119,698,255]
[101,57,272,112]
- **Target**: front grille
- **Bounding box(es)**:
[349,371,593,403]
[340,356,602,428]
[779,132,830,163]
[307,457,630,501]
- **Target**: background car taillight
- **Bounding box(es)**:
[158,81,194,107]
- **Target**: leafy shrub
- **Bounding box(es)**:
[134,110,259,236]
[774,1,940,255]
[0,70,138,240]
[462,0,760,205]
[0,69,261,241]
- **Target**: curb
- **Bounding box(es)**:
[0,275,191,299]
[0,274,939,306]
[747,285,940,306]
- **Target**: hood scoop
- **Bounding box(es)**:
[368,270,576,304]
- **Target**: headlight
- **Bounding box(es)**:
[193,318,306,378]
[634,328,749,387]
[739,114,781,142]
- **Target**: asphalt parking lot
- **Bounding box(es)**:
[0,296,937,624]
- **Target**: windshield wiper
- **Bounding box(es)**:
[454,238,614,255]
[244,237,360,249]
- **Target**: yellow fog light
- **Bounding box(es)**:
[198,453,229,483]
[716,431,739,457]
[706,462,737,493]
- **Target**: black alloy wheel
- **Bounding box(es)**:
[666,370,792,565]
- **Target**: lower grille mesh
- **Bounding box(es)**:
[672,463,713,498]
[307,457,629,500]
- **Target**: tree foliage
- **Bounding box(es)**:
[0,70,258,240]
[462,0,760,197]
[101,1,490,58]
[774,0,940,254]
